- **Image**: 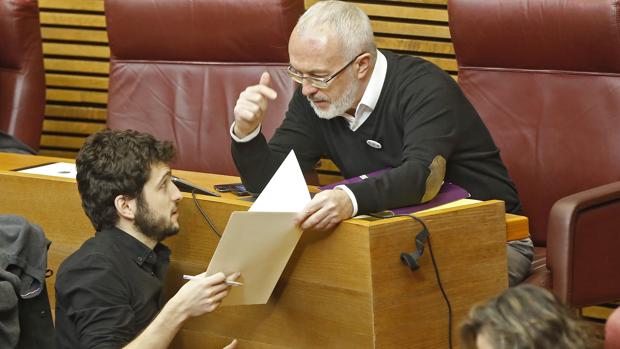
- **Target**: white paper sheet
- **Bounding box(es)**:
[249,150,311,212]
[18,162,77,179]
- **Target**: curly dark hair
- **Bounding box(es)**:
[76,129,175,231]
[460,284,602,349]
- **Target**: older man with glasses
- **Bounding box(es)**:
[230,0,534,286]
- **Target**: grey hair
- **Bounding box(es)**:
[295,0,377,61]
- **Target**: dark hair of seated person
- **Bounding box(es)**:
[460,284,602,349]
[75,128,175,231]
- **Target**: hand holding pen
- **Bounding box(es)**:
[170,271,241,318]
[183,274,243,286]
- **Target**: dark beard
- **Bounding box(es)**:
[134,197,179,242]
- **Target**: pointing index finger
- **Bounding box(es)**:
[249,84,277,100]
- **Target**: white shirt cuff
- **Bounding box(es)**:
[230,122,262,143]
[334,185,358,217]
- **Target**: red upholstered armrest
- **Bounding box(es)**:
[546,181,620,307]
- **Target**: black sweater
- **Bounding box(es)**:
[232,50,521,214]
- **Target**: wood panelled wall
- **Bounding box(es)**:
[36,0,452,159]
[38,0,108,158]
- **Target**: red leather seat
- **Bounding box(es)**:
[0,0,45,151]
[104,0,304,176]
[449,0,620,307]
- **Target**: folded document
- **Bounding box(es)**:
[206,150,310,305]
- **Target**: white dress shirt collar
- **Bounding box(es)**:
[340,50,387,131]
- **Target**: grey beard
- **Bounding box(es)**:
[308,79,360,120]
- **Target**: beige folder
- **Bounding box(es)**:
[205,211,302,306]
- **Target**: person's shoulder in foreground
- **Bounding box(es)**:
[461,284,602,349]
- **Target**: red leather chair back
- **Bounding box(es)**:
[105,0,304,175]
[449,0,620,246]
[0,0,45,151]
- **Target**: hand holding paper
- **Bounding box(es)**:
[294,189,353,231]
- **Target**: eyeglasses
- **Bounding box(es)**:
[287,52,365,89]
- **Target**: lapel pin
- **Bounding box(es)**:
[366,140,382,149]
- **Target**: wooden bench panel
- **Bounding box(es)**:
[43,120,106,136]
[372,20,451,40]
[47,88,108,105]
[356,3,448,22]
[40,12,106,28]
[40,134,87,149]
[375,37,454,56]
[39,0,104,12]
[44,58,109,74]
[41,27,108,43]
[45,105,107,121]
[46,74,109,90]
[43,42,110,59]
[39,149,82,158]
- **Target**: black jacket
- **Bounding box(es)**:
[0,215,55,349]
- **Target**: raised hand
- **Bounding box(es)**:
[233,72,278,138]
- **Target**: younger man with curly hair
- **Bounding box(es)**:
[55,129,238,349]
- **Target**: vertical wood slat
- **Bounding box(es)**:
[38,0,107,156]
[38,0,104,12]
[37,0,454,161]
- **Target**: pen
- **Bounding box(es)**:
[182,274,243,286]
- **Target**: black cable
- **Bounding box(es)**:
[370,212,453,349]
[191,190,221,238]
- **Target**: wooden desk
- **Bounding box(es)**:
[0,153,515,348]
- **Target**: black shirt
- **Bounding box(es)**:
[55,227,171,349]
[232,50,521,214]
